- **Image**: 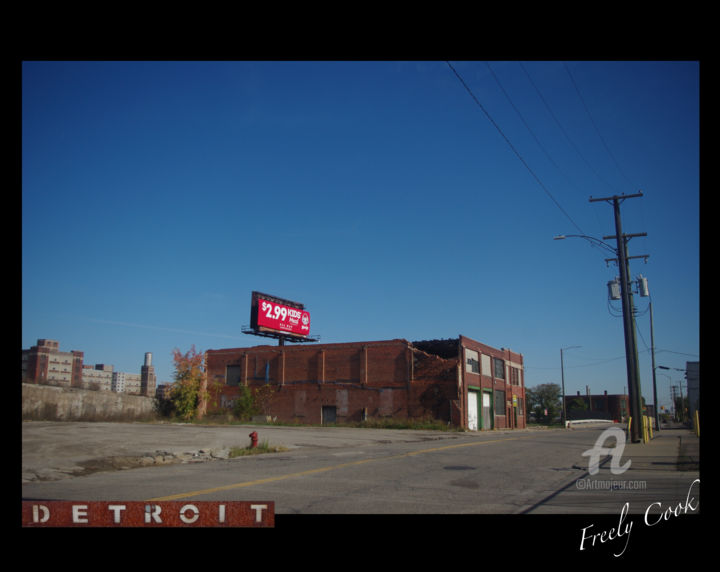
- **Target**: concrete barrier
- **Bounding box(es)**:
[566,419,615,428]
[22,383,157,422]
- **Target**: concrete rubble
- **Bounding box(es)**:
[22,447,234,483]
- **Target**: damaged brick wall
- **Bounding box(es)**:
[205,339,460,425]
[204,334,526,430]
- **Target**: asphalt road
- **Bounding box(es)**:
[21,420,703,564]
[21,421,698,517]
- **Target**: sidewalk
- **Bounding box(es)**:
[526,428,701,514]
[621,427,699,470]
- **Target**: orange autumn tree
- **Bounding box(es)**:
[170,345,208,420]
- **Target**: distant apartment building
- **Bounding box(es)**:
[22,339,156,397]
[22,339,84,388]
[112,371,142,394]
[81,364,114,392]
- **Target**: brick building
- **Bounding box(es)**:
[564,391,629,422]
[141,352,157,397]
[204,334,525,430]
[21,339,84,388]
[22,339,157,397]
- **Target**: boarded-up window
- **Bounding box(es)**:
[226,365,242,386]
[494,389,506,415]
[481,354,491,376]
[465,349,479,373]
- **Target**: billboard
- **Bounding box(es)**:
[250,292,311,339]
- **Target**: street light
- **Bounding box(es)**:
[560,345,581,427]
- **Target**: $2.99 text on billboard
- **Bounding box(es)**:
[256,298,311,337]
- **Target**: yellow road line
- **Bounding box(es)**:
[148,435,524,502]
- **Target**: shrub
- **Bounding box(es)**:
[232,385,261,421]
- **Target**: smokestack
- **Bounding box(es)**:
[144,352,152,367]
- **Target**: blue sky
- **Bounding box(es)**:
[22,61,699,411]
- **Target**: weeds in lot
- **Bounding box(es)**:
[352,416,458,431]
[161,414,461,432]
[228,441,289,457]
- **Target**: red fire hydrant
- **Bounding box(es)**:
[249,431,258,449]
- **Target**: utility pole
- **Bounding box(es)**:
[590,192,648,443]
[649,301,660,432]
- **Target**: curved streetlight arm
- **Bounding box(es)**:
[554,234,618,256]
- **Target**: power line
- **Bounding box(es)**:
[485,62,565,176]
[445,61,586,236]
[563,62,636,190]
[654,349,699,358]
[520,61,621,195]
[525,349,652,371]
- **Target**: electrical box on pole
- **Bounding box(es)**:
[637,275,649,297]
[607,278,621,300]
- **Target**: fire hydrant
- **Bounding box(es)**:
[249,431,258,449]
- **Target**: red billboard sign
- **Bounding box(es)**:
[256,296,311,337]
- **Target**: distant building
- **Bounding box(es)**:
[112,371,142,394]
[564,390,629,422]
[81,364,114,391]
[686,361,699,428]
[22,338,156,396]
[140,352,157,397]
[155,383,174,400]
[21,339,84,388]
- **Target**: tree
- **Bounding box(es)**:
[526,383,562,424]
[568,396,589,412]
[170,346,207,420]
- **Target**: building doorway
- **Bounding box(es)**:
[482,391,493,429]
[468,390,479,431]
[322,405,337,425]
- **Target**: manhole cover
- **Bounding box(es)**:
[450,479,480,489]
[444,465,475,471]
